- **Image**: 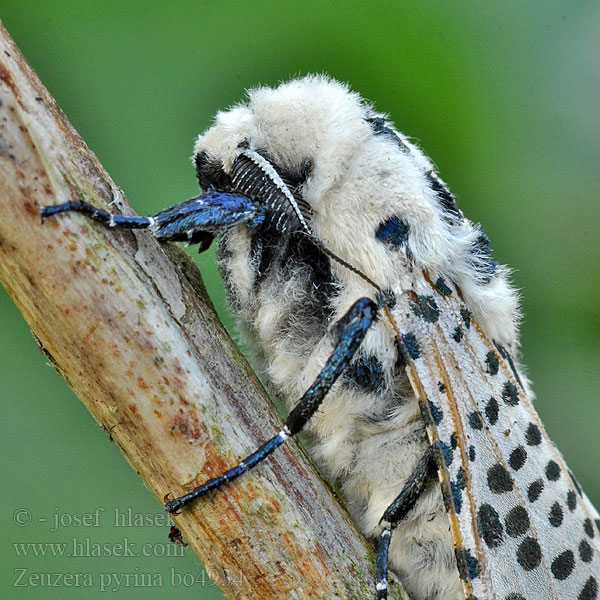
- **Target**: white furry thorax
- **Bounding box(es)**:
[195,75,519,347]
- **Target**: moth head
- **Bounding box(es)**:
[192,75,372,233]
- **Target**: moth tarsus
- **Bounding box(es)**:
[41,75,600,600]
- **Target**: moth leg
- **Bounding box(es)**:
[40,191,264,252]
[376,448,436,600]
[164,297,377,513]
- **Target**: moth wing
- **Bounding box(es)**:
[390,273,600,599]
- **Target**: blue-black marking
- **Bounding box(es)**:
[477,503,504,548]
[485,397,499,425]
[455,547,481,581]
[409,294,440,323]
[346,355,385,395]
[428,400,443,425]
[434,275,453,296]
[376,289,397,309]
[527,478,544,503]
[460,308,472,329]
[505,505,530,537]
[471,228,498,283]
[502,381,520,406]
[376,217,410,249]
[452,326,464,342]
[546,460,561,482]
[485,351,499,375]
[452,467,467,513]
[509,446,527,471]
[402,333,421,359]
[468,411,483,430]
[425,170,464,223]
[366,116,410,153]
[494,341,524,388]
[525,422,542,446]
[487,463,513,494]
[439,434,458,467]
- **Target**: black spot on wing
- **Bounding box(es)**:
[548,502,564,527]
[584,518,596,538]
[516,537,542,571]
[437,381,446,393]
[468,411,483,430]
[434,275,453,296]
[546,460,561,481]
[477,503,504,548]
[487,464,513,493]
[451,466,466,513]
[525,423,542,446]
[428,400,443,425]
[452,326,464,342]
[502,381,520,406]
[409,294,440,322]
[468,445,476,461]
[455,547,481,581]
[567,490,577,511]
[485,350,499,375]
[551,549,575,581]
[505,595,526,600]
[485,397,499,425]
[505,505,530,537]
[509,446,527,471]
[376,217,410,249]
[439,433,458,466]
[578,577,598,600]
[579,539,594,562]
[439,440,454,466]
[401,333,421,359]
[527,478,544,503]
[460,307,472,328]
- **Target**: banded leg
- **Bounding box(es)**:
[40,191,264,252]
[376,449,436,600]
[164,297,377,513]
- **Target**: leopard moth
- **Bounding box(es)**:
[40,75,600,600]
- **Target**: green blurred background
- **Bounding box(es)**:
[1,2,598,598]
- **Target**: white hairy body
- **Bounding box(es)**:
[192,76,600,600]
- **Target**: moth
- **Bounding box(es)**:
[40,75,600,600]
